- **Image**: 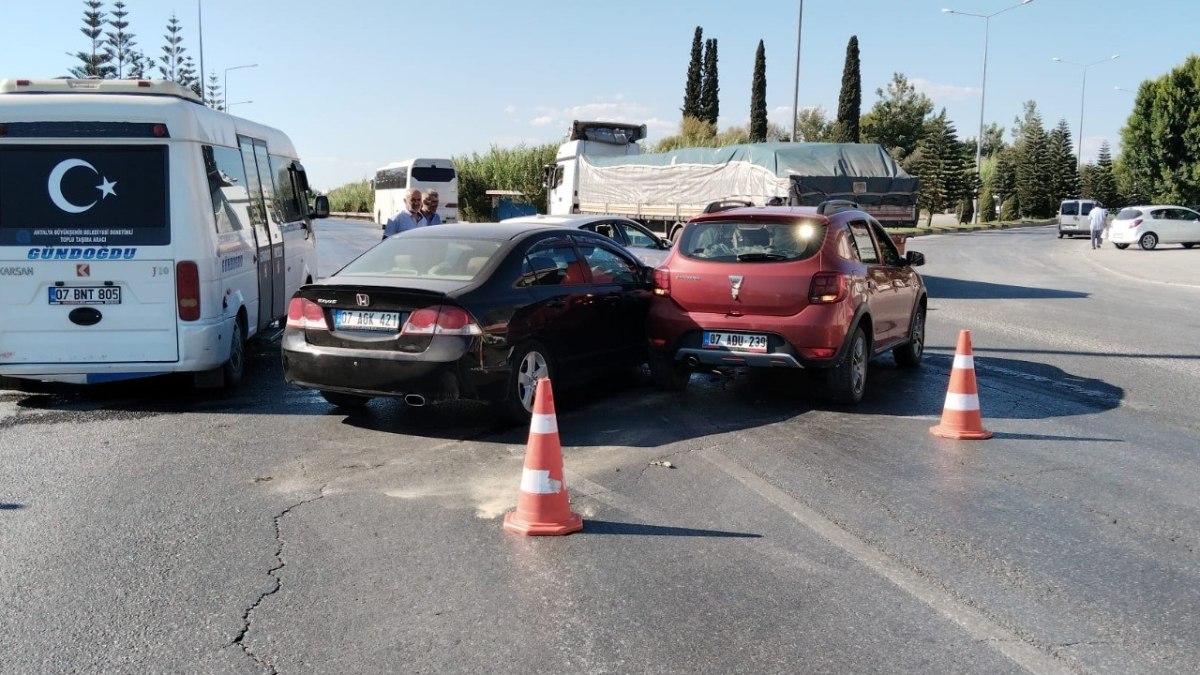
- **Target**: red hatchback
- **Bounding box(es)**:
[647,201,927,403]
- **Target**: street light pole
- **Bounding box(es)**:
[225,100,252,109]
[1053,54,1119,168]
[791,0,803,142]
[223,63,258,111]
[942,0,1033,224]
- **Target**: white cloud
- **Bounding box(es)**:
[503,105,517,115]
[911,78,979,103]
[529,116,555,127]
[523,96,662,134]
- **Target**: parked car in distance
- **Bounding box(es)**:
[1108,205,1200,250]
[646,200,927,404]
[501,214,673,268]
[1058,199,1102,238]
[281,222,652,420]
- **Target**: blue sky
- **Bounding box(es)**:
[3,1,1195,190]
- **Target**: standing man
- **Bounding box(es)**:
[383,188,424,239]
[419,189,443,226]
[1088,203,1107,250]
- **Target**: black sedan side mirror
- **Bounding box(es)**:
[906,250,925,267]
[311,195,331,219]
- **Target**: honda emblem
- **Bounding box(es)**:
[729,275,743,301]
[356,293,369,307]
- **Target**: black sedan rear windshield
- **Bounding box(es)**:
[678,220,826,262]
[339,237,501,281]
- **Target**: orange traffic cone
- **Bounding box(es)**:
[503,378,583,536]
[930,330,993,440]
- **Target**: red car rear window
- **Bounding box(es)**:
[678,219,826,262]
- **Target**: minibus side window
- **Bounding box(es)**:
[203,145,252,234]
[269,154,304,223]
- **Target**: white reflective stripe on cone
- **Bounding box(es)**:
[520,468,563,495]
[952,354,975,370]
[530,413,557,434]
[943,392,981,411]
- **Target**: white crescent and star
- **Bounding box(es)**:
[47,159,118,214]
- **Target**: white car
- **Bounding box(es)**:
[500,214,672,267]
[1108,205,1200,250]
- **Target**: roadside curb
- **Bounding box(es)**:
[331,211,375,222]
[902,220,1053,238]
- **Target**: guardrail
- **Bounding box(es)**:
[330,212,375,222]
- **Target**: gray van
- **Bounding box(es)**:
[1058,199,1100,238]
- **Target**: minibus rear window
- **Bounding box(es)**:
[0,145,169,246]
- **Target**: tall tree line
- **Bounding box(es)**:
[680,27,719,127]
[64,0,219,107]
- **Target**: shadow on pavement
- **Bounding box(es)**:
[989,432,1123,442]
[0,503,25,510]
[3,343,1125,444]
[923,275,1089,300]
[579,519,762,538]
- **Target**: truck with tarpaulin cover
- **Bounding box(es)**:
[543,120,920,240]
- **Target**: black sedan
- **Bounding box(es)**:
[282,222,653,420]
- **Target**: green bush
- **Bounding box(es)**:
[1001,195,1020,221]
[325,179,372,213]
[452,144,559,222]
[979,190,996,223]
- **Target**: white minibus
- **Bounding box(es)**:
[373,158,458,226]
[0,78,328,389]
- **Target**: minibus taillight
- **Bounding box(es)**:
[401,305,481,336]
[285,297,328,331]
[176,261,201,321]
[808,272,846,304]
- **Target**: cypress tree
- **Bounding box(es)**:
[700,38,720,126]
[68,0,114,79]
[682,27,703,119]
[835,35,861,143]
[749,40,767,142]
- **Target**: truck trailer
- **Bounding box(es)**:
[543,120,920,239]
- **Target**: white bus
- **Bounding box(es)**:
[0,78,327,389]
[373,158,458,226]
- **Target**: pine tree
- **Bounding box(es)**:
[749,40,767,142]
[158,13,187,82]
[860,73,934,170]
[1092,140,1119,205]
[1047,118,1080,202]
[993,147,1017,204]
[205,72,225,111]
[682,27,703,119]
[1014,101,1053,218]
[178,55,201,97]
[105,1,136,79]
[68,0,115,79]
[127,49,150,79]
[700,38,720,126]
[834,35,861,143]
[911,110,967,226]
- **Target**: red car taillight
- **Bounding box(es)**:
[176,260,200,321]
[653,267,671,296]
[285,297,329,330]
[401,305,481,336]
[808,272,846,304]
[1132,218,1142,227]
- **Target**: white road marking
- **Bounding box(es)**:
[700,447,1075,675]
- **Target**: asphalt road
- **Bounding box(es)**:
[1,220,1197,674]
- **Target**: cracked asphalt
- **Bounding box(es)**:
[2,220,1198,674]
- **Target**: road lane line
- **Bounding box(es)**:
[699,447,1075,675]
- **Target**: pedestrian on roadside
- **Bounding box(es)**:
[1088,204,1107,250]
[419,189,443,226]
[383,188,424,239]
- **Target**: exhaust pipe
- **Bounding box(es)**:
[403,394,426,407]
[685,355,700,367]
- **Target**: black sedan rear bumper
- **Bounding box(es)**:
[281,332,505,402]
